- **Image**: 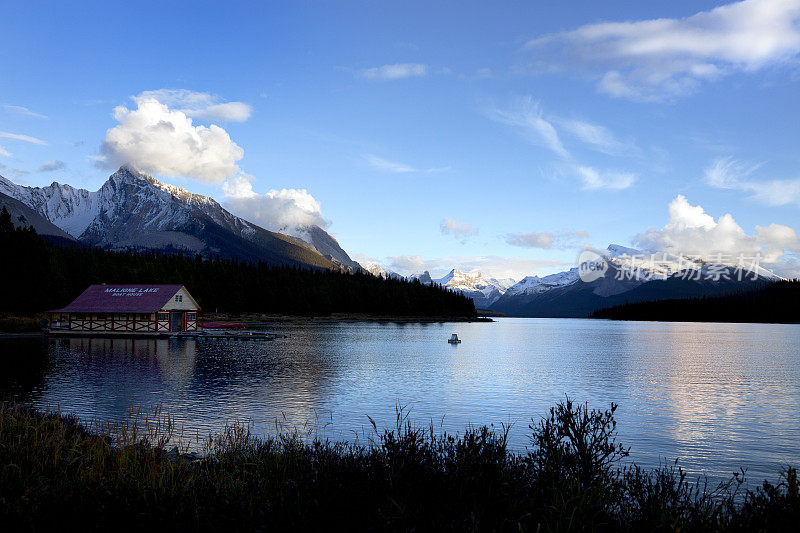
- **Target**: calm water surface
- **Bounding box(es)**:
[2,318,799,483]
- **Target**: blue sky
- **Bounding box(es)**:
[1,0,799,279]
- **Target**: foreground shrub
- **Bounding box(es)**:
[0,400,797,531]
[0,315,42,332]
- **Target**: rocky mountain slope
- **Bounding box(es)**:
[0,191,74,240]
[0,167,353,270]
[489,245,781,317]
[408,269,515,309]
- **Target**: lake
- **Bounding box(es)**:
[2,318,799,484]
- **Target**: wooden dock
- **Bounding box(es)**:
[47,329,287,341]
[174,330,287,341]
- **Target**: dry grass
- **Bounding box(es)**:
[1,400,798,531]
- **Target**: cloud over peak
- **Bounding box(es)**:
[634,194,799,264]
[222,174,329,234]
[99,96,244,183]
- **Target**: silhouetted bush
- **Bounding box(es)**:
[1,400,797,531]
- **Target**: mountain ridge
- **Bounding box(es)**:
[0,167,352,270]
[365,244,782,316]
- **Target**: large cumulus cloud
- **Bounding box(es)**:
[97,90,329,239]
[222,175,328,233]
[634,195,799,264]
[99,96,244,183]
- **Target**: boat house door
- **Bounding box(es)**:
[171,311,184,332]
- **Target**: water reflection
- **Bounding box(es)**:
[1,318,799,483]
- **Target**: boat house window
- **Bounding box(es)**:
[158,312,169,321]
[175,295,183,302]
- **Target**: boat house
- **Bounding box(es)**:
[48,284,200,334]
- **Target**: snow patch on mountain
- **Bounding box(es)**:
[600,244,782,281]
[505,269,580,296]
[0,167,356,270]
[405,268,516,308]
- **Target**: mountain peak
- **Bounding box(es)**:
[606,244,642,257]
[0,173,17,195]
[109,165,150,183]
[106,165,218,207]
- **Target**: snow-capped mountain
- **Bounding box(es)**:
[0,167,356,270]
[361,261,403,279]
[490,244,781,317]
[504,270,580,297]
[407,269,516,308]
[0,191,74,240]
[298,225,361,271]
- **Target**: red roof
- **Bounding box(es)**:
[50,284,188,313]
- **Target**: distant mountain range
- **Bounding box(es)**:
[370,244,781,317]
[0,166,359,271]
[0,167,782,318]
[362,263,515,309]
[411,270,515,309]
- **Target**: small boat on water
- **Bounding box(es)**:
[448,334,461,344]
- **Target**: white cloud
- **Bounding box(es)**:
[386,254,567,280]
[577,166,637,190]
[0,131,47,145]
[506,231,554,249]
[97,92,332,238]
[99,96,244,183]
[705,157,800,207]
[440,218,478,241]
[351,253,389,274]
[364,154,417,173]
[222,174,329,232]
[506,229,590,249]
[137,89,252,122]
[36,160,66,172]
[387,254,429,273]
[486,98,637,190]
[633,194,800,263]
[3,104,48,119]
[0,164,30,178]
[526,0,800,99]
[360,63,428,81]
[0,146,10,157]
[363,154,448,174]
[486,97,569,158]
[555,118,634,156]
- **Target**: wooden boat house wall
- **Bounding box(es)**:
[48,284,200,334]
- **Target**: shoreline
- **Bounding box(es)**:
[200,312,493,324]
[0,313,492,337]
[1,401,796,530]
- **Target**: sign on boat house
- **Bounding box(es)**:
[48,285,200,334]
